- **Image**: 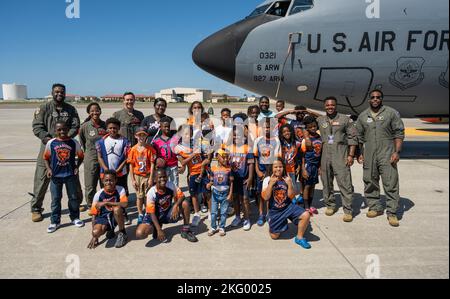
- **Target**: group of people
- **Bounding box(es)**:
[30,83,405,250]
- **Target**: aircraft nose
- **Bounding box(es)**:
[192,25,239,84]
[193,15,280,84]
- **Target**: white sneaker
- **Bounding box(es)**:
[208,228,218,236]
[243,219,251,231]
[219,228,226,237]
[72,219,85,228]
[231,217,242,227]
[47,223,60,233]
[191,214,201,227]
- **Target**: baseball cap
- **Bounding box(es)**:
[135,127,148,136]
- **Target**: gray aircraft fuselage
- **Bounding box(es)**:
[193,0,449,118]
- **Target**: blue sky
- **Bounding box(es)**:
[0,0,263,97]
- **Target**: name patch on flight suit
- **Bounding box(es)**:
[89,130,96,137]
[328,135,335,144]
[322,122,329,129]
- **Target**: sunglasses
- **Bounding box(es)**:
[370,96,383,100]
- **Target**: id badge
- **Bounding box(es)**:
[328,135,335,145]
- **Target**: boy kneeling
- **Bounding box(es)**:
[87,170,128,249]
[136,169,198,243]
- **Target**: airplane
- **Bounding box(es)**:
[171,89,185,103]
[193,0,449,118]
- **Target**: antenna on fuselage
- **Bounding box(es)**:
[275,32,303,98]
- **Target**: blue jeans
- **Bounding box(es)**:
[211,188,230,230]
[50,175,80,224]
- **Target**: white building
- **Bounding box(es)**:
[155,88,212,103]
[2,83,28,101]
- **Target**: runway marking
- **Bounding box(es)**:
[311,220,364,279]
[405,128,449,137]
[0,200,31,221]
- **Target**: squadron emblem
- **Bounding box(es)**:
[389,57,425,90]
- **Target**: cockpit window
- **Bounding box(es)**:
[289,0,314,15]
[266,1,292,17]
[248,4,271,18]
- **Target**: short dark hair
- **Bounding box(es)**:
[123,92,135,98]
[303,115,317,126]
[221,108,231,115]
[155,168,167,178]
[324,96,338,104]
[160,116,172,125]
[154,98,167,107]
[369,89,384,99]
[55,120,68,128]
[103,169,117,179]
[106,117,121,128]
[259,96,270,103]
[52,83,66,91]
[295,105,306,111]
[276,100,285,105]
[233,112,248,122]
[349,115,358,122]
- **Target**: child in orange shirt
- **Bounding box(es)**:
[175,125,206,227]
[127,127,156,225]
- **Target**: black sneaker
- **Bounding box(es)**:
[106,229,115,240]
[181,230,198,242]
[114,232,128,248]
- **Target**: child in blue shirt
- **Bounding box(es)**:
[301,116,323,215]
[206,149,234,237]
[44,121,84,233]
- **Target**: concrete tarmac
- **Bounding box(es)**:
[0,103,448,279]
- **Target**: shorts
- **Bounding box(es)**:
[142,206,180,226]
[233,176,249,197]
[189,174,208,196]
[268,203,306,234]
[304,163,319,186]
[135,175,150,199]
[94,213,117,231]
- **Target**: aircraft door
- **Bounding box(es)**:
[313,67,374,112]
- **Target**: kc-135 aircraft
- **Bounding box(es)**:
[193,0,449,118]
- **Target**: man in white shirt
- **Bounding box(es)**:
[214,108,233,148]
[257,96,277,122]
